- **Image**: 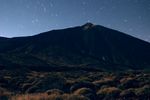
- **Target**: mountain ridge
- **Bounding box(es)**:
[0,23,150,71]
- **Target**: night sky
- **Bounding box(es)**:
[0,0,150,42]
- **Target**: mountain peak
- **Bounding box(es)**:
[82,23,95,30]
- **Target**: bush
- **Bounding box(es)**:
[62,94,89,100]
[93,78,117,89]
[97,87,121,99]
[74,88,96,100]
[120,88,136,99]
[64,80,75,93]
[134,85,150,99]
[46,89,64,95]
[26,75,66,93]
[11,93,89,100]
[70,82,95,93]
[119,77,139,89]
[22,83,32,92]
[26,85,39,93]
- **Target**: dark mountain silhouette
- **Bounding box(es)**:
[0,23,150,71]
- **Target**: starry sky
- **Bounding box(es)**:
[0,0,150,42]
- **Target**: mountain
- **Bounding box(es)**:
[0,23,150,71]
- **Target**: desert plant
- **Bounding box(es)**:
[73,88,96,100]
[93,78,116,89]
[46,89,64,95]
[119,77,139,89]
[97,87,121,100]
[11,93,89,100]
[120,88,136,99]
[70,82,96,93]
[26,75,66,93]
[22,83,32,92]
[134,85,150,99]
[26,85,39,93]
[61,94,89,100]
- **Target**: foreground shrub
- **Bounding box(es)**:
[61,94,89,100]
[11,93,89,100]
[22,83,33,92]
[26,75,66,93]
[26,85,39,93]
[134,85,150,99]
[119,77,139,89]
[46,89,64,95]
[93,77,117,89]
[120,88,136,99]
[70,82,95,93]
[74,88,96,100]
[97,87,121,100]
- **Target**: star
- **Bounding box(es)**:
[138,16,142,20]
[43,7,47,13]
[129,28,133,32]
[50,13,54,17]
[31,18,39,24]
[87,20,91,22]
[107,24,112,27]
[26,5,30,9]
[82,1,86,5]
[55,14,58,17]
[123,19,128,23]
[50,3,54,7]
[82,11,86,16]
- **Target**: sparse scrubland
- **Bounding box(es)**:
[0,69,150,100]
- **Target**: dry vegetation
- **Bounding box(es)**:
[11,93,89,100]
[0,70,150,100]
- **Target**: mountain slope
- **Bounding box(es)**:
[0,23,150,71]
